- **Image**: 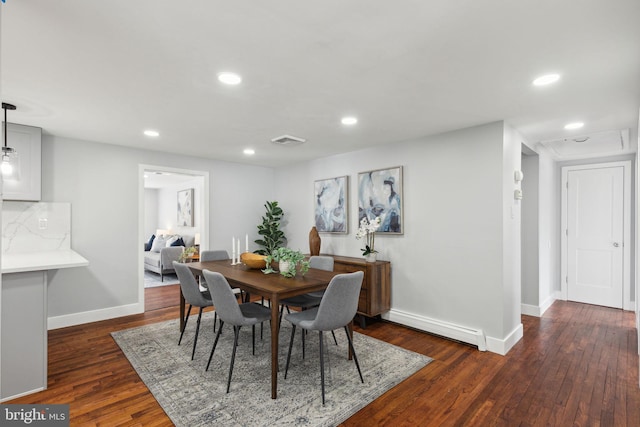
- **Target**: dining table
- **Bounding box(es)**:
[185,259,340,399]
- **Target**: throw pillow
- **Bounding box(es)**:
[170,237,185,247]
[165,235,180,247]
[150,235,167,252]
[145,234,155,251]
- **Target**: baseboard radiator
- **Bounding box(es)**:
[384,308,487,351]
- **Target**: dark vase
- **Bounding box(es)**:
[309,226,321,256]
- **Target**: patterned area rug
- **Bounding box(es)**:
[112,312,431,426]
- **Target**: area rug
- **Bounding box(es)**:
[111,312,431,426]
[144,271,179,288]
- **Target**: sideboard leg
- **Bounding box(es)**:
[358,315,367,329]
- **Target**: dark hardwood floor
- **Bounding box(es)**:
[6,288,639,426]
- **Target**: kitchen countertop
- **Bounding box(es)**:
[1,250,89,274]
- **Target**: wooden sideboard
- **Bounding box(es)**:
[326,255,391,327]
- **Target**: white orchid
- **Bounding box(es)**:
[356,216,381,255]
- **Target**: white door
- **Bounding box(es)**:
[566,166,624,308]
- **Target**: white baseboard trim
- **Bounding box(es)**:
[48,302,144,330]
[384,308,487,351]
[540,295,555,315]
[485,323,523,356]
[521,303,541,317]
[1,386,45,403]
[521,295,556,318]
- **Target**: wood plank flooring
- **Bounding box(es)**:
[5,290,639,426]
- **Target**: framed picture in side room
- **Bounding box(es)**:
[358,166,403,234]
[314,175,348,233]
[177,188,194,227]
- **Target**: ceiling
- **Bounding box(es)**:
[1,1,639,167]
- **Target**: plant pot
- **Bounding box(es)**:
[279,260,291,273]
[364,253,377,263]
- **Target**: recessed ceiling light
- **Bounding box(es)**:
[218,72,242,85]
[243,148,255,155]
[533,73,560,86]
[341,117,358,125]
[564,122,584,130]
[144,130,159,137]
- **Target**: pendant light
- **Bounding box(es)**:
[2,102,17,178]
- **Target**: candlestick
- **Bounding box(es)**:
[231,236,236,264]
[245,234,249,253]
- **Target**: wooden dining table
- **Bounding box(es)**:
[185,259,339,399]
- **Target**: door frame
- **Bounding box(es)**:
[560,160,632,310]
[137,164,210,308]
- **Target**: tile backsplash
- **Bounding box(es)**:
[2,201,71,253]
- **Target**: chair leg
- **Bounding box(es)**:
[302,326,306,359]
[331,330,338,345]
[278,305,291,328]
[178,304,193,345]
[284,324,296,379]
[344,326,364,383]
[214,312,218,333]
[191,307,204,360]
[227,326,241,393]
[252,324,256,355]
[319,331,325,405]
[206,321,224,371]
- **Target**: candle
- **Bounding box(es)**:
[231,237,236,263]
[245,234,249,253]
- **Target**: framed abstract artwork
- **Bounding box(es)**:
[177,188,194,227]
[358,166,403,234]
[314,175,348,233]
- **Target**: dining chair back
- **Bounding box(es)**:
[199,250,229,262]
[284,271,364,405]
[173,261,213,360]
[309,255,334,271]
[199,249,240,330]
[202,269,271,393]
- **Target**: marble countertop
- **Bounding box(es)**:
[2,250,89,274]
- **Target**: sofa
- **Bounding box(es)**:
[144,234,195,281]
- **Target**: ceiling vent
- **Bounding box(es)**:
[271,134,306,146]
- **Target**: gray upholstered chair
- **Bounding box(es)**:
[173,261,213,360]
[199,250,242,331]
[280,255,336,353]
[284,271,365,405]
[203,269,271,393]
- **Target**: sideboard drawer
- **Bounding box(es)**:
[324,255,391,321]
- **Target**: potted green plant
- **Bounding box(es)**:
[254,201,286,255]
[179,246,197,262]
[263,247,310,278]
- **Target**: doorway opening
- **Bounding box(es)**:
[138,164,209,311]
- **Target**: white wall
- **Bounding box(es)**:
[41,135,274,324]
[155,176,203,242]
[275,121,523,354]
[521,153,539,307]
[143,188,158,239]
[538,146,560,309]
[518,142,561,317]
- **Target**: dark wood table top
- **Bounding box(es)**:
[187,259,338,300]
